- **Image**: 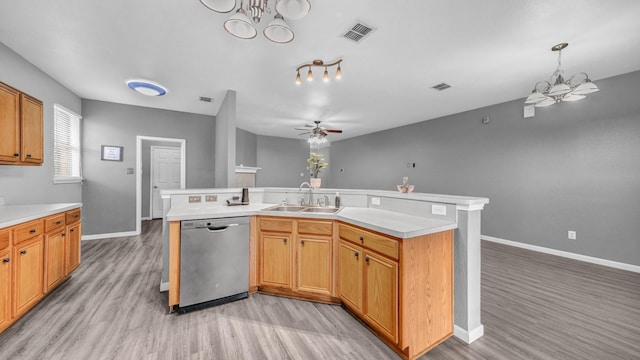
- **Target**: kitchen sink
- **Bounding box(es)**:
[262,205,341,214]
[301,207,341,213]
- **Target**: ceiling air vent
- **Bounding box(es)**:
[199,96,213,102]
[432,83,451,91]
[343,21,376,43]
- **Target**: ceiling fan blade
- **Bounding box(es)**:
[326,129,343,133]
[298,132,311,135]
[294,128,309,131]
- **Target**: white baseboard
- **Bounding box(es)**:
[141,217,151,221]
[160,282,169,292]
[482,235,640,274]
[454,324,484,344]
[82,230,140,241]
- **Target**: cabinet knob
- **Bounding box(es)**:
[29,229,37,233]
[70,229,75,233]
[365,257,370,264]
[20,250,27,255]
[14,153,19,157]
[26,154,32,158]
[354,251,359,257]
[301,240,305,245]
[359,236,364,242]
[2,258,9,263]
[62,233,66,237]
[283,238,287,244]
[56,220,62,225]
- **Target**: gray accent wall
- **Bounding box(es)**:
[0,42,82,205]
[331,70,640,266]
[256,135,310,187]
[81,100,215,235]
[214,90,236,188]
[236,128,257,167]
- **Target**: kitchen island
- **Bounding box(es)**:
[161,187,488,358]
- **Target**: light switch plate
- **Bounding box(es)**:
[371,197,381,206]
[189,196,202,203]
[432,204,447,216]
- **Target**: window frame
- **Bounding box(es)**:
[52,104,83,184]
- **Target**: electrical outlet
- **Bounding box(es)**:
[568,230,577,240]
[189,196,202,203]
[205,195,217,202]
[371,197,381,206]
[431,204,447,216]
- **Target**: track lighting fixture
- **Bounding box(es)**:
[295,59,343,85]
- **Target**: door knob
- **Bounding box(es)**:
[154,186,158,189]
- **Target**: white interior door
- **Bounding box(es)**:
[151,146,182,219]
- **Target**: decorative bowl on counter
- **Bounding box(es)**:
[397,184,414,193]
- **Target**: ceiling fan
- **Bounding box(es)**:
[296,120,343,138]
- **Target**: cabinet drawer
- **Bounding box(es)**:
[0,228,9,251]
[45,214,66,233]
[66,209,81,224]
[259,217,293,233]
[339,223,399,260]
[298,220,332,236]
[14,219,44,244]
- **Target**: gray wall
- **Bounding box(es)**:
[81,99,215,235]
[0,42,82,205]
[141,141,179,219]
[214,90,236,188]
[256,135,310,187]
[331,70,640,266]
[236,128,257,167]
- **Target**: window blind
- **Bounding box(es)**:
[53,104,82,183]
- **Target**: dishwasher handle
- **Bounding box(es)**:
[206,223,239,232]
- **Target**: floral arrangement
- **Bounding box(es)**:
[306,152,328,178]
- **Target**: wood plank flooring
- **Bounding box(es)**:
[1,220,638,359]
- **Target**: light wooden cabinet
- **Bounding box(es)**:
[297,236,331,295]
[0,82,43,166]
[0,229,11,333]
[43,214,66,294]
[0,82,20,163]
[1,207,82,335]
[13,236,44,318]
[259,233,291,287]
[338,222,453,359]
[338,240,363,313]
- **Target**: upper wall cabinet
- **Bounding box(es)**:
[0,82,43,166]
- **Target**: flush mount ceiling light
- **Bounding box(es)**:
[126,80,167,96]
[295,59,342,85]
[201,0,309,44]
[525,43,599,107]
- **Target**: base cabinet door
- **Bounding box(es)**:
[65,222,81,274]
[0,248,11,332]
[13,237,44,318]
[44,230,66,293]
[297,236,331,295]
[338,240,363,313]
[363,251,398,343]
[260,234,291,288]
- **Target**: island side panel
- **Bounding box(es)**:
[168,221,180,311]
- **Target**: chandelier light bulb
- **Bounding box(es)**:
[307,67,313,81]
[295,71,301,85]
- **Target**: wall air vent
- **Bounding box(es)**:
[432,83,452,91]
[343,21,376,43]
[199,96,213,102]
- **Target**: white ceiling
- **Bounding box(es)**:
[1,0,640,142]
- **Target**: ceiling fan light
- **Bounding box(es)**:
[275,0,311,20]
[199,0,236,13]
[534,97,555,107]
[224,8,257,39]
[572,79,600,95]
[263,14,294,43]
[307,67,313,81]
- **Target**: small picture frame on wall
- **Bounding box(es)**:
[101,145,123,161]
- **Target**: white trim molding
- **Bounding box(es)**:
[482,235,640,274]
[82,231,139,241]
[454,324,485,344]
[457,203,486,211]
[160,282,169,292]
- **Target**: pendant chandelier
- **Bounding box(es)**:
[199,0,311,44]
[525,43,599,107]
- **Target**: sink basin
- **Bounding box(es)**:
[301,207,341,214]
[263,205,307,212]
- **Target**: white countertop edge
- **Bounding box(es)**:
[166,203,457,238]
[161,187,489,206]
[0,203,83,228]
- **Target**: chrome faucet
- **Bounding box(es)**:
[298,182,314,206]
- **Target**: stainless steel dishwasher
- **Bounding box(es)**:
[179,216,249,312]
